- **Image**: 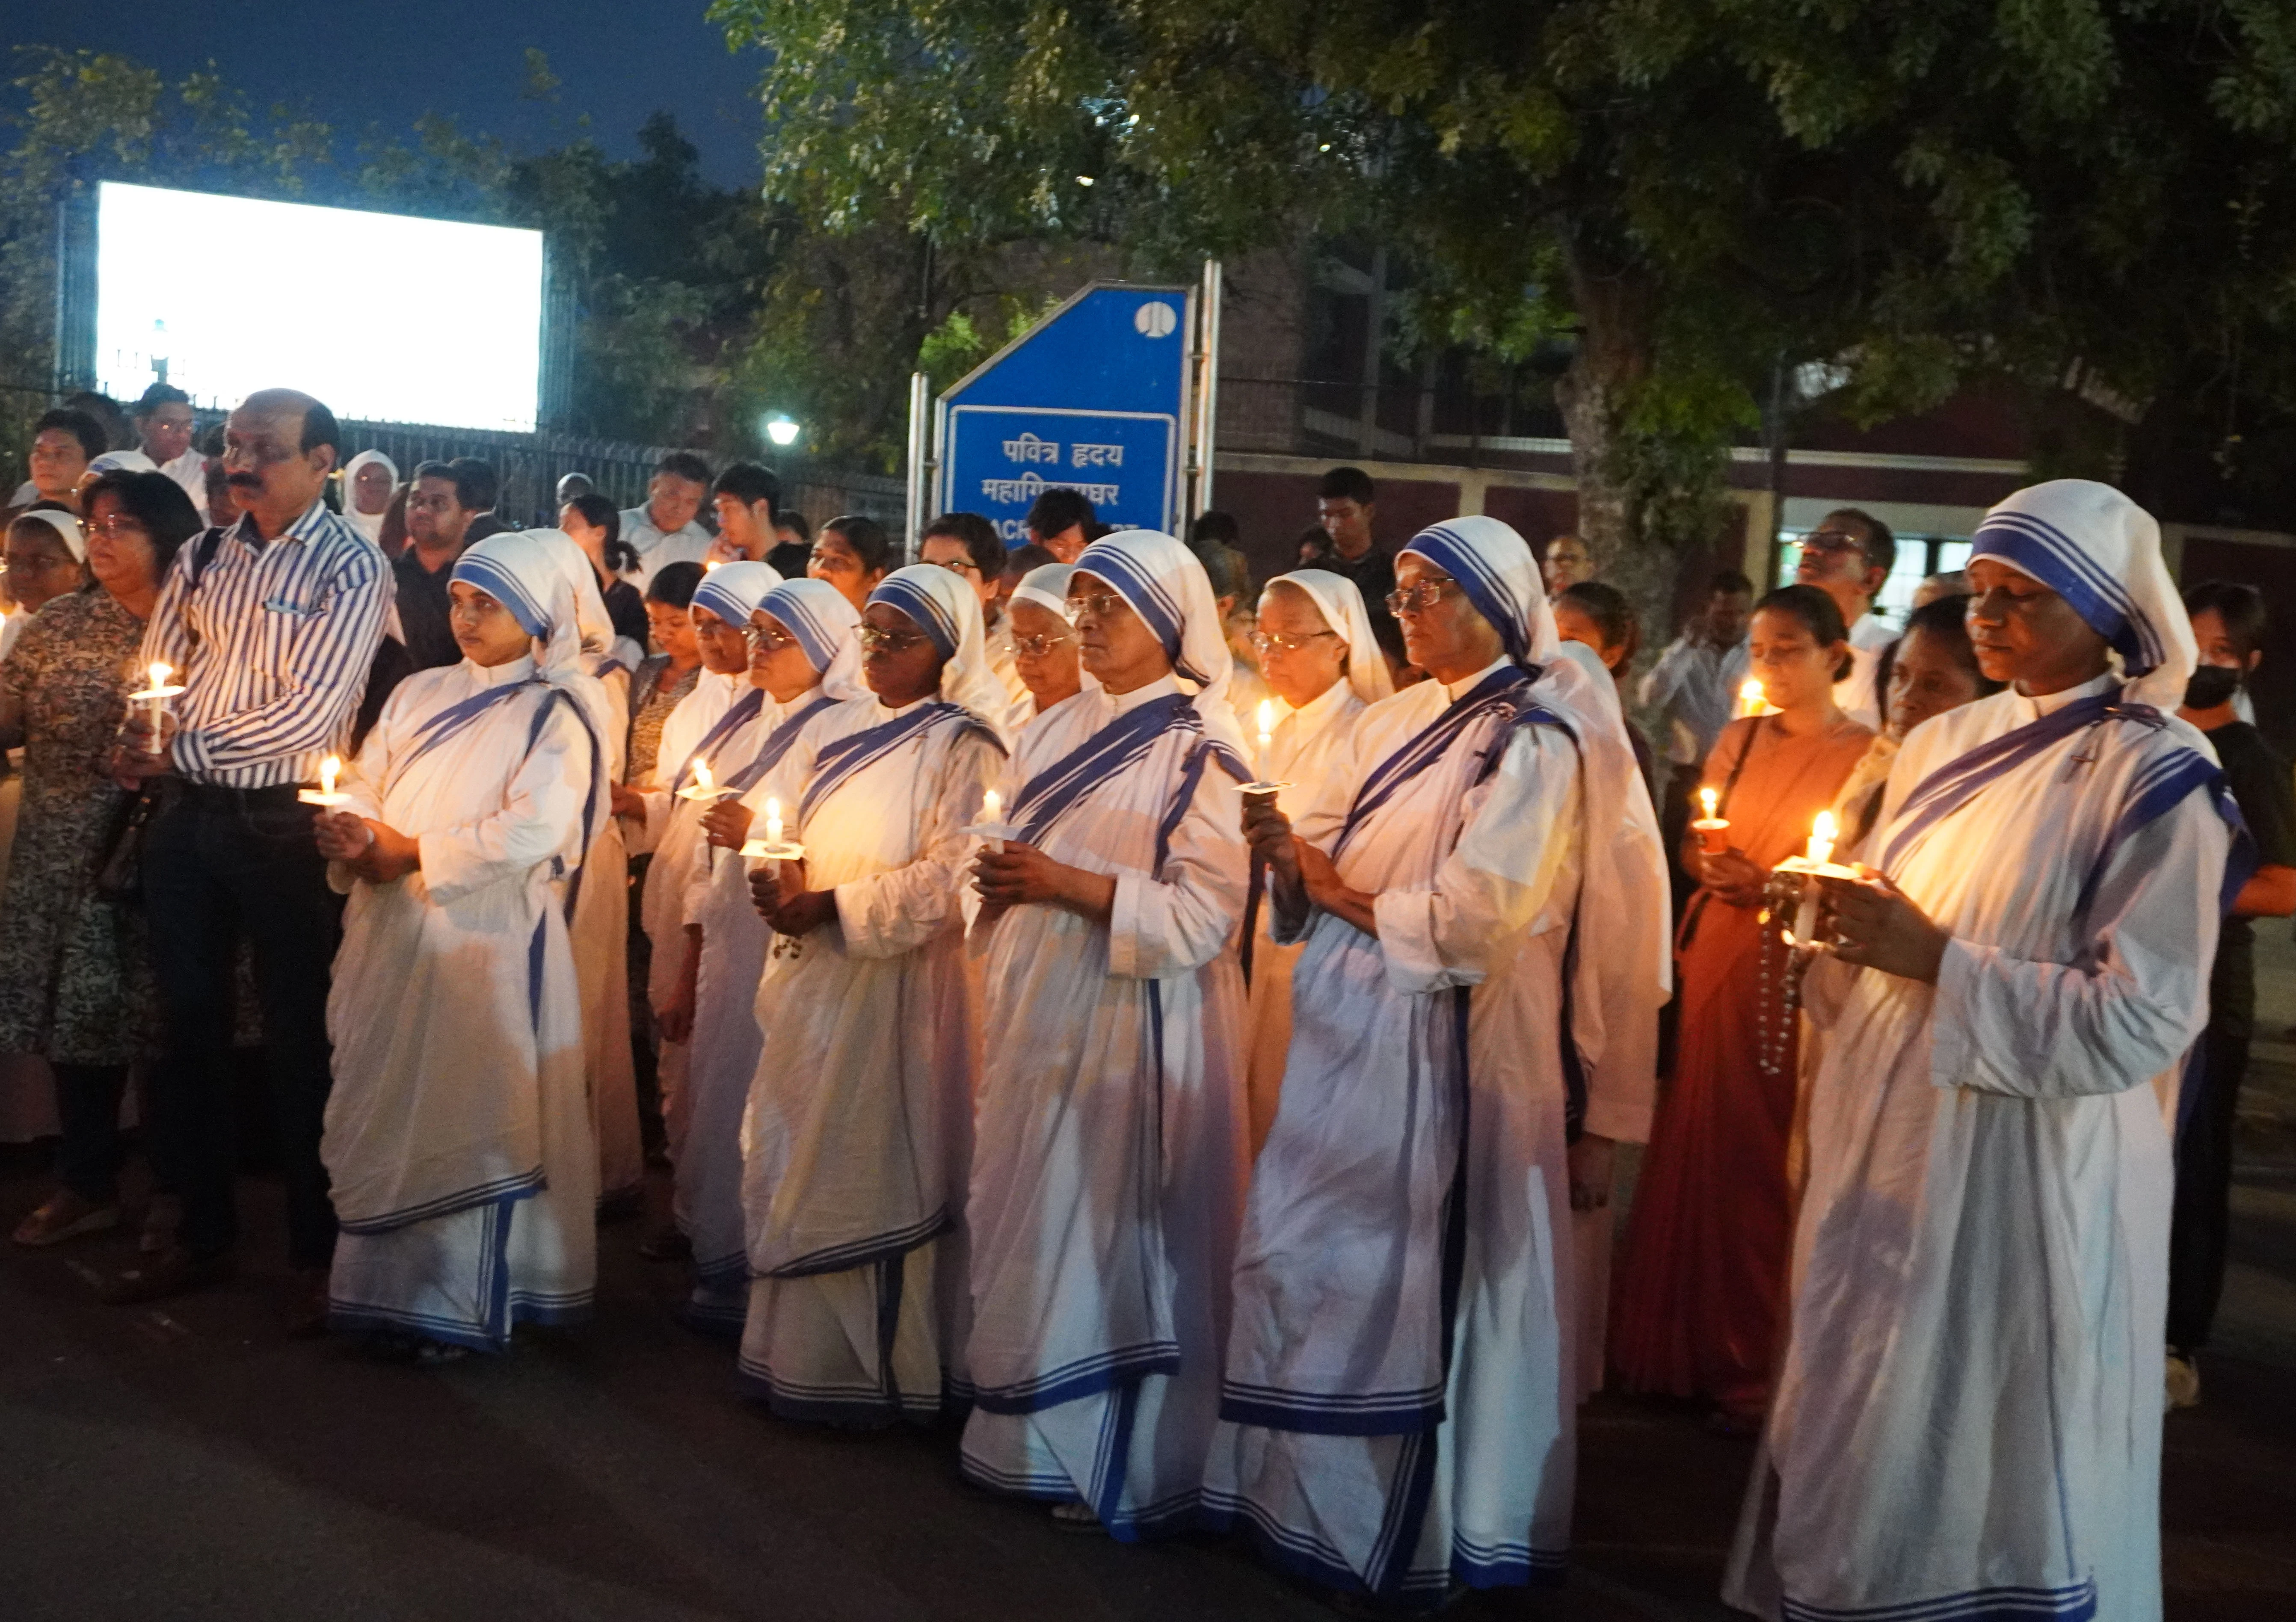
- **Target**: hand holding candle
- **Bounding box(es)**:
[298,753,350,806]
[130,660,186,756]
[1692,784,1731,854]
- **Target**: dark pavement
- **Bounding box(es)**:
[7,934,2296,1620]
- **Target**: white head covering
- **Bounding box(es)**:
[533,527,644,670]
[1072,528,1246,749]
[88,449,157,476]
[1399,515,1670,1139]
[449,530,618,842]
[690,559,784,635]
[868,562,1010,733]
[339,450,399,543]
[12,506,86,564]
[756,577,868,702]
[1262,567,1395,706]
[1011,562,1076,618]
[1966,478,2193,710]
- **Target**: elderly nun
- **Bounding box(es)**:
[314,530,610,1359]
[1205,515,1669,1607]
[1238,568,1392,1152]
[1725,481,2247,1622]
[732,566,1005,1420]
[960,529,1253,1535]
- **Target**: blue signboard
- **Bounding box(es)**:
[936,284,1192,542]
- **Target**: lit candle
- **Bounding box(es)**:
[320,755,340,798]
[983,788,1002,826]
[1256,699,1277,754]
[1692,784,1730,853]
[146,661,172,752]
[1806,809,1837,867]
[693,759,714,796]
[765,797,783,847]
[1738,678,1766,718]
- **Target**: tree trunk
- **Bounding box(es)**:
[1552,251,1677,671]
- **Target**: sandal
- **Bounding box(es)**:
[12,1190,122,1248]
[1048,1501,1104,1534]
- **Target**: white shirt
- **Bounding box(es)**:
[1637,633,1751,767]
[618,505,714,590]
[157,448,211,522]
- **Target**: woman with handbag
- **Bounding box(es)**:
[1609,583,1872,1427]
[3,470,198,1246]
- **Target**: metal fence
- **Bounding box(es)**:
[330,419,906,533]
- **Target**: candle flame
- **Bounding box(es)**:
[693,759,713,793]
[1807,809,1837,866]
[984,788,1002,825]
[764,796,782,845]
[149,661,171,689]
[320,755,340,797]
[1738,678,1766,717]
[1256,699,1277,745]
[1700,787,1719,820]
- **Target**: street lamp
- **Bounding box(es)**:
[764,414,801,448]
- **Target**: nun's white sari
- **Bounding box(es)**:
[634,670,742,1154]
[322,656,600,1349]
[571,660,643,1202]
[735,693,1002,1420]
[1727,674,2234,1622]
[959,674,1251,1537]
[1204,659,1587,1600]
[1242,677,1366,1152]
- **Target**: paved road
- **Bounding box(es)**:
[6,926,2296,1620]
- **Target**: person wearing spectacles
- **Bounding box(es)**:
[1792,507,1899,728]
[921,512,1019,722]
[737,565,1006,1424]
[1004,562,1085,720]
[1236,569,1393,1154]
[1218,515,1668,1604]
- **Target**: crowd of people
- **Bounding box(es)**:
[0,384,2284,1622]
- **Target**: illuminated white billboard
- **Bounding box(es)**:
[94,181,545,432]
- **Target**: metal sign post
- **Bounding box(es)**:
[903,370,932,559]
[1191,259,1222,521]
[935,282,1197,543]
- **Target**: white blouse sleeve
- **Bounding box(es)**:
[835,729,1004,959]
[418,695,590,906]
[1375,723,1583,995]
[1107,746,1250,980]
[1930,789,2225,1098]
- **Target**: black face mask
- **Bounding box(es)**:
[2183,664,2243,711]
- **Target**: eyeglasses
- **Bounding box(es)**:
[1012,629,1074,657]
[1066,589,1131,623]
[1386,579,1463,615]
[745,625,800,653]
[857,623,930,653]
[90,512,150,539]
[1797,529,1866,559]
[1249,629,1338,657]
[933,557,982,577]
[2,548,78,573]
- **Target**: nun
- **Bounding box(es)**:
[1725,481,2246,1622]
[960,530,1253,1536]
[1005,561,1093,724]
[735,566,1006,1421]
[340,450,398,546]
[536,532,651,1208]
[1205,516,1668,1607]
[1239,568,1392,1152]
[314,530,608,1359]
[627,562,775,1164]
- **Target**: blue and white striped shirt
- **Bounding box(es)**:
[139,498,391,789]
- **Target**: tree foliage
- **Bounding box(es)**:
[0,47,788,464]
[712,0,2296,565]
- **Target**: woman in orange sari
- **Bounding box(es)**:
[1611,584,1872,1427]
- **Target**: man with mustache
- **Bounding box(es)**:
[102,388,391,1330]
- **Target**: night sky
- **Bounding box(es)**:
[15,1,770,188]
